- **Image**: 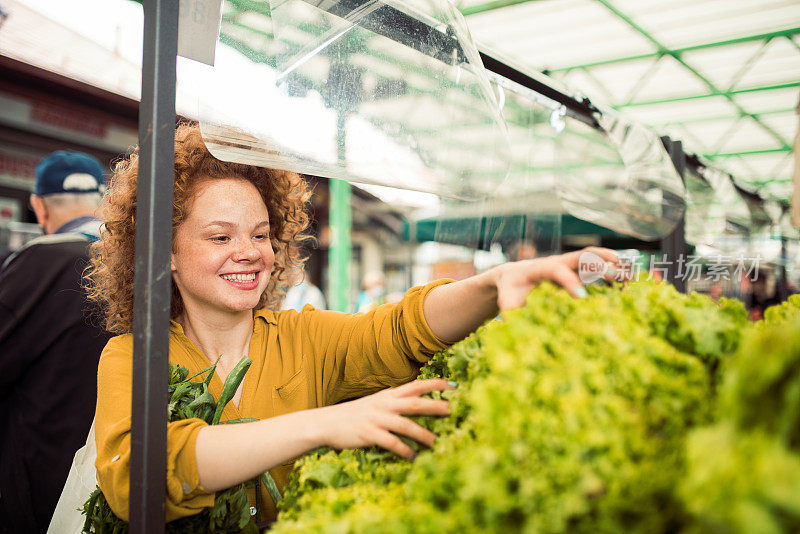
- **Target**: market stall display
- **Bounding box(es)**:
[268,282,799,533]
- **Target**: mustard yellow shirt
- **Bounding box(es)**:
[94,279,453,523]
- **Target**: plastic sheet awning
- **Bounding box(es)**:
[195,0,510,200]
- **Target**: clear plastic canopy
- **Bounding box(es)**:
[683,165,726,247]
[689,166,753,252]
[197,0,510,200]
[557,108,686,241]
[420,73,691,248]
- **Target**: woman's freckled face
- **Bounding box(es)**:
[170,178,274,316]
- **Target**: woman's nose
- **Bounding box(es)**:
[233,239,260,262]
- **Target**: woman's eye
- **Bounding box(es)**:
[253,234,269,241]
[211,235,230,243]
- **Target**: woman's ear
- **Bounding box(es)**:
[170,254,177,272]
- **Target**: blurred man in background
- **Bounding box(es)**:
[355,270,386,313]
[281,264,326,311]
[0,150,112,533]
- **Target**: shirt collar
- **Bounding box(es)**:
[255,309,278,325]
[54,215,100,235]
[169,310,278,334]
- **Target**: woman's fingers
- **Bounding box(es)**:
[392,378,454,398]
[392,396,450,417]
[497,261,586,310]
[384,415,438,449]
[546,263,586,299]
[372,429,416,460]
[562,246,620,270]
[327,379,454,459]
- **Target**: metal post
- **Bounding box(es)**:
[406,219,416,290]
[660,136,688,293]
[328,111,352,312]
[777,236,789,301]
[130,1,178,532]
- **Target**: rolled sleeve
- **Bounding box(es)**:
[164,419,214,516]
[400,278,456,362]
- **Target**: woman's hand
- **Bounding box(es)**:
[317,378,454,460]
[492,246,623,310]
[423,246,626,342]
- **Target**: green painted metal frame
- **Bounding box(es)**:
[651,107,795,127]
[616,81,800,109]
[329,179,352,312]
[547,27,800,72]
[702,147,792,159]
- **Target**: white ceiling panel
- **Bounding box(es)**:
[716,116,789,153]
[643,2,800,50]
[559,57,661,97]
[681,41,771,90]
[622,97,739,123]
[734,87,800,114]
[617,55,711,103]
[733,38,800,89]
[759,114,799,142]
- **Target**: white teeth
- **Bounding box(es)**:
[221,273,256,283]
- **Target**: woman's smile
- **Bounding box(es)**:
[219,270,260,290]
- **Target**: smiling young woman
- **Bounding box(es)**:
[82,122,622,525]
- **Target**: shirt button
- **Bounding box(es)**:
[250,506,257,516]
[111,455,120,462]
[181,482,191,494]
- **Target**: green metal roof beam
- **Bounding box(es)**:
[459,0,541,16]
[548,27,800,73]
[651,107,795,127]
[701,147,792,158]
[596,0,792,151]
[788,33,800,54]
[616,81,800,107]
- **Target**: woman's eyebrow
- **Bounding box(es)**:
[202,220,269,230]
[203,220,235,229]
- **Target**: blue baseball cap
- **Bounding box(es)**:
[35,150,106,196]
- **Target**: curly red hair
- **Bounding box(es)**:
[86,122,312,334]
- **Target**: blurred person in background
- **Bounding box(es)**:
[0,150,112,533]
[708,281,723,302]
[280,264,326,311]
[747,272,780,321]
[508,239,538,261]
[355,270,385,313]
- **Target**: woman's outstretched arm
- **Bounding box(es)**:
[195,378,452,491]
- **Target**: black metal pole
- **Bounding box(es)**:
[130,1,178,532]
[660,136,688,293]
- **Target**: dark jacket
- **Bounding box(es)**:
[0,232,111,533]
